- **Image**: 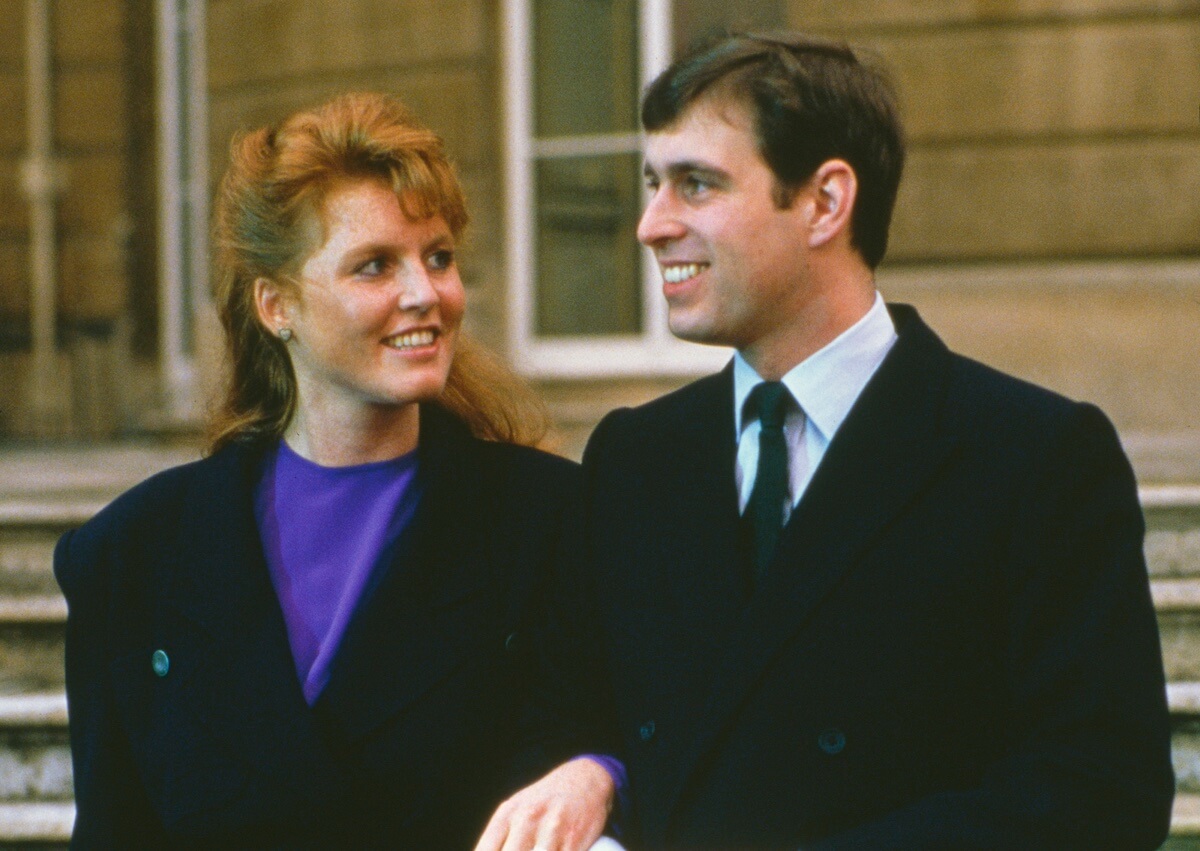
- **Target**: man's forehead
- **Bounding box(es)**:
[652,96,753,137]
[642,98,759,171]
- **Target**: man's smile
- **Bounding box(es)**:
[661,263,708,284]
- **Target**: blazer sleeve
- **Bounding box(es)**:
[511,417,627,787]
[56,526,168,849]
[810,403,1175,851]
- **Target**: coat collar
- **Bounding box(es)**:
[161,406,495,808]
[655,304,964,833]
[315,404,500,740]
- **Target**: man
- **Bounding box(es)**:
[478,32,1174,850]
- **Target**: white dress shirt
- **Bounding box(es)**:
[733,292,898,518]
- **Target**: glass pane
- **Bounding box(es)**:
[533,0,640,137]
[535,154,643,336]
[673,0,786,54]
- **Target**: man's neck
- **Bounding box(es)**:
[742,270,877,380]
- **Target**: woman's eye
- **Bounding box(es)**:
[428,249,455,271]
[357,257,386,276]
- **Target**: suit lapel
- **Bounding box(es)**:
[166,445,349,812]
[610,368,751,679]
[315,406,496,742]
[657,306,964,830]
[654,368,746,608]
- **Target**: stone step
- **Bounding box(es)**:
[0,801,72,847]
[1169,794,1200,849]
[0,683,1194,844]
[0,445,199,501]
[1156,580,1200,683]
[0,598,67,696]
[0,498,99,605]
[1145,485,1200,579]
[1171,683,1200,800]
[0,699,71,841]
[0,483,1196,588]
[0,456,1194,846]
[0,442,199,608]
[0,694,71,807]
[0,554,1197,701]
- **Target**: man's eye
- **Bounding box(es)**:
[644,176,660,192]
[682,175,711,197]
[428,249,455,271]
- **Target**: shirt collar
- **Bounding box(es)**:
[733,292,898,441]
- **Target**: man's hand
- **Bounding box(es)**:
[474,758,616,851]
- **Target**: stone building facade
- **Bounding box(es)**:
[0,0,1197,462]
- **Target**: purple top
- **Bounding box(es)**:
[254,440,422,704]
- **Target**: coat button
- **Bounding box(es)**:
[505,632,518,652]
[818,728,846,755]
[638,721,656,742]
[151,649,170,678]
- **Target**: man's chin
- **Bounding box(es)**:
[667,317,728,348]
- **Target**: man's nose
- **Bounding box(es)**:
[637,189,687,247]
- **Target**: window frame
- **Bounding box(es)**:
[156,0,210,417]
[502,0,731,377]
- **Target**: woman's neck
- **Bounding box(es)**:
[283,402,420,467]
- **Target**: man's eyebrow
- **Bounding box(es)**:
[643,160,730,183]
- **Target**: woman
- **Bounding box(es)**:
[55,92,576,849]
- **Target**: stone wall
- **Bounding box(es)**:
[205,0,1200,455]
[3,1,1194,448]
[0,0,154,436]
[791,0,1200,441]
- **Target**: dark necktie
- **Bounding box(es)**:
[746,381,791,584]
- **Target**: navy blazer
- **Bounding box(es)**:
[56,406,578,849]
[534,305,1174,849]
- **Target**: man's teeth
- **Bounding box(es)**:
[388,330,436,349]
[662,263,704,284]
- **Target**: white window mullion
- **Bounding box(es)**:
[156,0,208,419]
[502,0,537,372]
[640,0,673,94]
[184,0,209,337]
[156,0,185,409]
[533,133,641,159]
[641,0,673,347]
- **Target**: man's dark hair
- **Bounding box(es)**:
[642,32,906,269]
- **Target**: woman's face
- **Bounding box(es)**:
[268,178,465,423]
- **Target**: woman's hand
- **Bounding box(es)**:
[474,758,616,851]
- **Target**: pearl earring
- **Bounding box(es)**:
[278,328,293,342]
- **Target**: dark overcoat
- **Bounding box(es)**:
[536,305,1174,850]
[56,406,577,850]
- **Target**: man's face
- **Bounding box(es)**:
[638,99,816,368]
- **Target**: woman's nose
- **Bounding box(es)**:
[398,269,437,313]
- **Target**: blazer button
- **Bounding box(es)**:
[638,721,656,742]
[151,649,170,678]
[818,728,846,755]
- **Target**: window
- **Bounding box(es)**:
[504,0,785,376]
[503,0,731,376]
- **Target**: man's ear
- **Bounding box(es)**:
[253,276,293,338]
[807,159,857,250]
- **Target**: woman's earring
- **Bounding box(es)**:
[278,328,293,342]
